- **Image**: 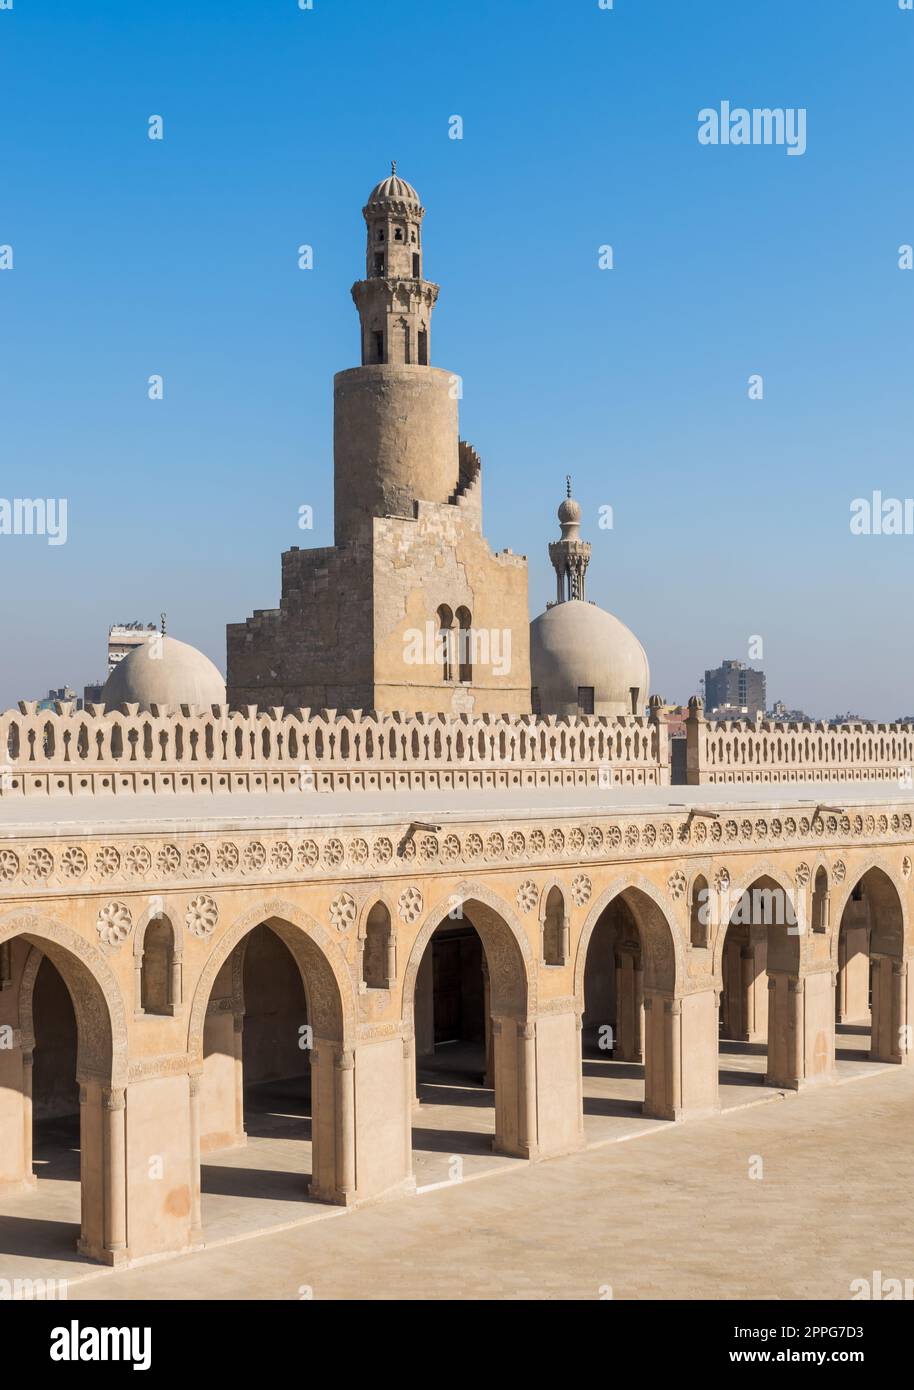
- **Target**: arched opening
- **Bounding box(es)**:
[716,874,823,1097]
[407,896,530,1185]
[138,915,178,1015]
[812,868,830,934]
[578,884,706,1132]
[31,955,80,1180]
[835,868,906,1069]
[542,886,567,966]
[455,606,472,682]
[361,902,393,989]
[689,874,710,947]
[0,927,119,1268]
[581,895,646,1128]
[193,914,347,1238]
[436,605,454,682]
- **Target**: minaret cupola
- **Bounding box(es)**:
[548,476,592,603]
[351,163,439,366]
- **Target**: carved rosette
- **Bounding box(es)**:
[516,880,538,913]
[329,893,357,933]
[571,874,592,908]
[185,894,218,939]
[795,862,811,888]
[667,870,687,901]
[96,901,133,947]
[901,858,911,881]
[0,849,19,881]
[398,886,423,924]
[60,846,88,879]
[27,846,54,880]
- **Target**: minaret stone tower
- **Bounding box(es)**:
[227,169,531,716]
[548,476,592,603]
[351,163,438,367]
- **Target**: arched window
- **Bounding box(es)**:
[363,903,394,989]
[399,316,411,364]
[456,606,472,682]
[812,868,830,934]
[542,886,566,966]
[138,917,178,1015]
[437,605,454,682]
[418,326,428,365]
[689,874,710,948]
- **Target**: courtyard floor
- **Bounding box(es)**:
[0,1024,901,1299]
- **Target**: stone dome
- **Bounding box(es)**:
[365,167,421,208]
[558,495,581,526]
[530,600,650,718]
[100,635,226,713]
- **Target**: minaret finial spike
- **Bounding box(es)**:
[160,611,166,637]
[566,474,572,499]
[391,159,397,175]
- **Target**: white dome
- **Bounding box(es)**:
[530,600,650,717]
[101,635,226,713]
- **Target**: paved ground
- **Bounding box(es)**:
[64,1058,913,1302]
[0,1027,901,1299]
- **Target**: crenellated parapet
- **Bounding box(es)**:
[0,703,667,798]
[685,696,914,785]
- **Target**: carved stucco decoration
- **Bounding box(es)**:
[185,894,218,939]
[329,892,357,933]
[795,862,811,887]
[902,857,911,881]
[513,880,536,913]
[60,846,88,879]
[96,900,133,947]
[667,871,687,901]
[0,849,19,881]
[571,874,592,907]
[398,886,424,924]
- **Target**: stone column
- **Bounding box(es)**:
[171,953,183,1012]
[189,1074,203,1244]
[766,972,804,1089]
[643,988,719,1121]
[103,1087,128,1262]
[20,1049,33,1186]
[517,1022,538,1157]
[871,957,908,1064]
[232,1013,245,1142]
[335,1048,356,1201]
[837,924,870,1023]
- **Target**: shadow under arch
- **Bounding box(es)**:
[402,881,536,1026]
[186,899,356,1063]
[0,909,126,1086]
[831,862,909,1065]
[185,898,358,1214]
[0,909,127,1264]
[711,861,800,982]
[574,873,682,1006]
[402,882,537,1170]
[573,874,717,1124]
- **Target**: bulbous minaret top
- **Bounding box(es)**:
[548,476,591,602]
[352,162,439,367]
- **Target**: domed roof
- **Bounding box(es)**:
[101,635,226,713]
[366,164,421,209]
[530,600,650,718]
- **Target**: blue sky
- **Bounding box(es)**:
[2,0,912,717]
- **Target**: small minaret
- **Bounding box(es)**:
[350,162,440,366]
[548,476,592,603]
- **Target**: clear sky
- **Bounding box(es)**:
[2,0,912,718]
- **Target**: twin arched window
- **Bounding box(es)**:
[436,605,473,683]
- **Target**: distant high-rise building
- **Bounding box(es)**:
[84,621,159,707]
[703,659,766,718]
